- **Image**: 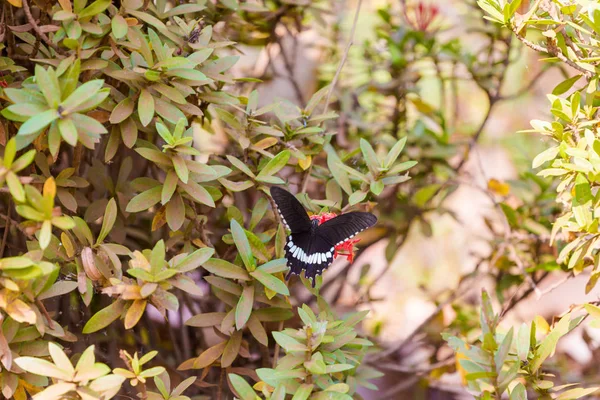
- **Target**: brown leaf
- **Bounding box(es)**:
[193,341,226,369]
[124,299,147,329]
[221,330,242,368]
[185,312,226,327]
[235,285,254,330]
[247,314,268,347]
[0,121,6,146]
[0,328,12,369]
[6,299,36,324]
[151,205,168,232]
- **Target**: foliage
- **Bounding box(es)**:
[228,303,381,400]
[1,0,600,399]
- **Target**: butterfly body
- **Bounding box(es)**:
[270,187,377,286]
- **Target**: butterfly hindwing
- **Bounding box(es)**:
[270,187,311,233]
[285,232,335,283]
[315,212,377,245]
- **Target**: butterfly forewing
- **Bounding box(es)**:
[270,187,311,233]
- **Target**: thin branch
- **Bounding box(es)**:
[323,0,363,113]
[367,264,480,363]
[22,0,65,55]
[272,320,284,368]
[496,66,549,101]
[0,199,11,258]
[513,28,593,80]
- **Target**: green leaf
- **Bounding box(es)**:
[126,186,162,213]
[161,169,178,204]
[150,240,166,275]
[221,0,239,10]
[39,220,53,249]
[3,139,16,168]
[14,356,72,381]
[82,300,125,333]
[35,65,60,108]
[291,384,314,400]
[584,303,600,319]
[325,364,355,373]
[385,136,407,166]
[553,74,582,95]
[532,146,559,169]
[257,259,288,274]
[250,269,289,296]
[324,148,352,196]
[96,198,117,245]
[256,150,290,178]
[531,313,571,372]
[6,172,25,203]
[228,374,258,400]
[348,190,367,205]
[360,138,380,172]
[138,89,155,127]
[555,388,599,400]
[176,247,215,272]
[178,180,215,207]
[172,154,189,184]
[231,219,256,272]
[111,14,128,39]
[235,285,254,330]
[203,258,250,280]
[253,307,293,322]
[165,68,207,81]
[509,383,527,400]
[517,323,530,361]
[57,118,78,146]
[504,0,522,21]
[59,80,105,114]
[495,327,513,372]
[227,155,256,178]
[272,332,305,352]
[370,180,384,196]
[18,109,59,136]
[78,0,110,19]
[11,149,36,173]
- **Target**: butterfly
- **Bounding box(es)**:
[270,187,377,286]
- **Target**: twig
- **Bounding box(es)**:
[496,66,549,101]
[323,0,363,113]
[272,320,284,368]
[217,367,225,400]
[0,199,11,258]
[276,31,305,106]
[36,300,55,329]
[22,0,65,55]
[368,277,475,362]
[358,232,409,298]
[513,28,593,80]
[381,376,420,399]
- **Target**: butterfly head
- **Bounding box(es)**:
[310,218,320,232]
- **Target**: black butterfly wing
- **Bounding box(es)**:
[315,212,377,246]
[285,232,335,285]
[270,187,311,233]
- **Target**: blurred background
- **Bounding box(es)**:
[223,0,600,397]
